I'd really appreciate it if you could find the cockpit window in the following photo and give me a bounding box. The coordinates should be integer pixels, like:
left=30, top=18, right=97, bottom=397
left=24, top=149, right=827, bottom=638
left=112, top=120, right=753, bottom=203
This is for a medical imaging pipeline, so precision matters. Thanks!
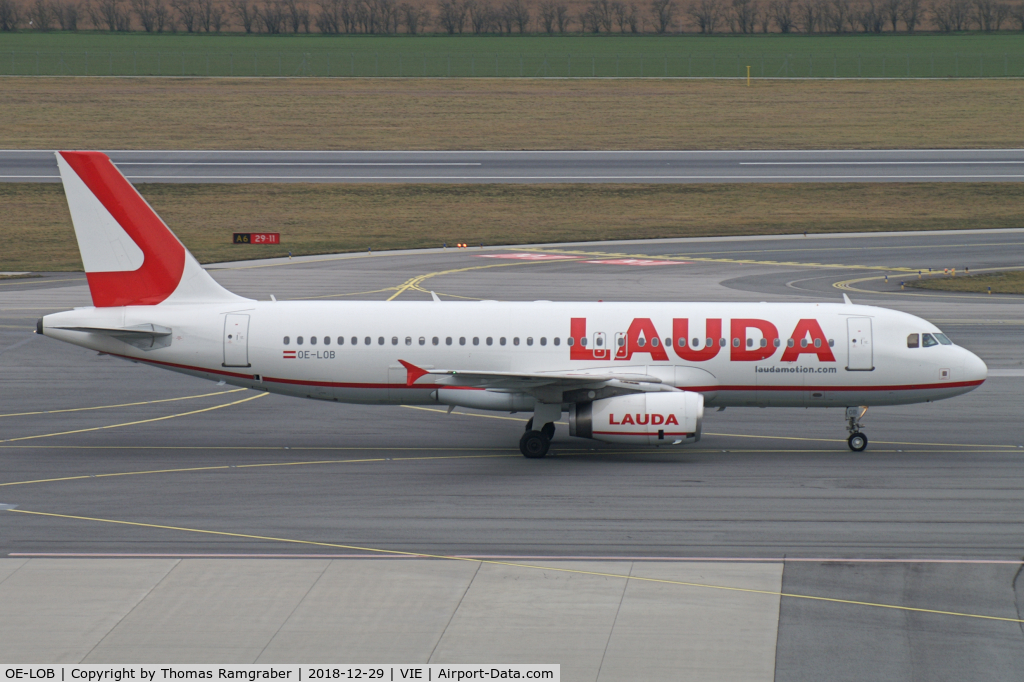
left=934, top=333, right=953, bottom=346
left=907, top=334, right=919, bottom=348
left=922, top=333, right=939, bottom=347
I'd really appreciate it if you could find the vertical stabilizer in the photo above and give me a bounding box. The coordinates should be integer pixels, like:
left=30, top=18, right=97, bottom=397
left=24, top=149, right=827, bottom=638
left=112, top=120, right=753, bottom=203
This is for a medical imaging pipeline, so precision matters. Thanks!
left=56, top=151, right=246, bottom=307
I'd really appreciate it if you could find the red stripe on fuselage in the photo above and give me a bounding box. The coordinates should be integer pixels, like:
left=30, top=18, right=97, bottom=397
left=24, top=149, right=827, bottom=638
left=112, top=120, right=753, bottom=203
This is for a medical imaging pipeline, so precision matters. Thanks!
left=107, top=354, right=984, bottom=394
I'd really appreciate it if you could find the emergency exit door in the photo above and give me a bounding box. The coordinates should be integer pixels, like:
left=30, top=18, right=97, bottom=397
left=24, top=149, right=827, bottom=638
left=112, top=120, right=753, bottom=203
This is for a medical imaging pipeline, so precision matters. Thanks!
left=223, top=314, right=250, bottom=367
left=846, top=317, right=874, bottom=371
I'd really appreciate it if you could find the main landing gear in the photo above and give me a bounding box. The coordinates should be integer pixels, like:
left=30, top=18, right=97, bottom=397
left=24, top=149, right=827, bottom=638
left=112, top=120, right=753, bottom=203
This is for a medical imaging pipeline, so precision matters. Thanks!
left=846, top=406, right=869, bottom=452
left=520, top=418, right=555, bottom=458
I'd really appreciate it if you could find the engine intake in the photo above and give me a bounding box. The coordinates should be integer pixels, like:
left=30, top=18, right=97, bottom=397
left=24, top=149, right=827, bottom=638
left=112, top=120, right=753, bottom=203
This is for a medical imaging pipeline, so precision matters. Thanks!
left=570, top=391, right=704, bottom=446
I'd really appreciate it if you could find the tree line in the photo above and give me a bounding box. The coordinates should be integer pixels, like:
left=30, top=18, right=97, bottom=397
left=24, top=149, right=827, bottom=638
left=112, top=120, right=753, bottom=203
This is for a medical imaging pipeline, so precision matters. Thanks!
left=1, top=0, right=1022, bottom=33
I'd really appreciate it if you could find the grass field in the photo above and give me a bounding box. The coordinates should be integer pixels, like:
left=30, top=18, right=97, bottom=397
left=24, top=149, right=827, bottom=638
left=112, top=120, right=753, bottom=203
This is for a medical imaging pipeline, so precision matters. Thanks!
left=4, top=78, right=1022, bottom=150
left=5, top=182, right=1021, bottom=272
left=906, top=270, right=1024, bottom=294
left=1, top=32, right=1022, bottom=77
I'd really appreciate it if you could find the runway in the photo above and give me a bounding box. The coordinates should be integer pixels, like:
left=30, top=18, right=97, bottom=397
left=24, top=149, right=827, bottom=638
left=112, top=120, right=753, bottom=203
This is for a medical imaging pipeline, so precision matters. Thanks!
left=4, top=149, right=1024, bottom=183
left=2, top=229, right=1024, bottom=674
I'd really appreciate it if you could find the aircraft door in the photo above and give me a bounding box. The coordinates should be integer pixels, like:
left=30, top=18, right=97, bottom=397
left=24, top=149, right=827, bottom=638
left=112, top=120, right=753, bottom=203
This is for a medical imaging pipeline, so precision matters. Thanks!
left=223, top=314, right=250, bottom=367
left=846, top=317, right=874, bottom=371
left=593, top=331, right=609, bottom=360
left=614, top=331, right=628, bottom=359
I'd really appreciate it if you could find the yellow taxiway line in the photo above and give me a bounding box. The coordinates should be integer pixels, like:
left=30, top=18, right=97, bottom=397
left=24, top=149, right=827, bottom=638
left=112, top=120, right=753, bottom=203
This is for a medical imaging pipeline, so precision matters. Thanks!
left=7, top=507, right=1024, bottom=626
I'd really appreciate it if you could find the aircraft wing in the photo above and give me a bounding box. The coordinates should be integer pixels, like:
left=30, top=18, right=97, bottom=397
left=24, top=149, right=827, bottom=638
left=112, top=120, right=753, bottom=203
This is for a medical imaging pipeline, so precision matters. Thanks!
left=398, top=360, right=673, bottom=402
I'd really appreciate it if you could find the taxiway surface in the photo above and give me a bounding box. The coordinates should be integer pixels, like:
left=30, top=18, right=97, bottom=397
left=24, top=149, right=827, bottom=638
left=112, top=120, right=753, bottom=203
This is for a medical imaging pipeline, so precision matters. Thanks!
left=2, top=230, right=1023, bottom=675
left=4, top=149, right=1024, bottom=183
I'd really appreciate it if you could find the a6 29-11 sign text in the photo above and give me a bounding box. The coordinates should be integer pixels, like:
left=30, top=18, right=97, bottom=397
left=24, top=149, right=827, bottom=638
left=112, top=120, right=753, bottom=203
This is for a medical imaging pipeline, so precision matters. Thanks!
left=233, top=233, right=280, bottom=244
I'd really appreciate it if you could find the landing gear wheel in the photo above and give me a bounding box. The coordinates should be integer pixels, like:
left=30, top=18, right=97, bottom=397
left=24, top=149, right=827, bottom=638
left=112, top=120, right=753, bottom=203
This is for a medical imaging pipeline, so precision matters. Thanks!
left=848, top=432, right=868, bottom=452
left=524, top=417, right=533, bottom=432
left=520, top=430, right=550, bottom=458
left=541, top=422, right=555, bottom=439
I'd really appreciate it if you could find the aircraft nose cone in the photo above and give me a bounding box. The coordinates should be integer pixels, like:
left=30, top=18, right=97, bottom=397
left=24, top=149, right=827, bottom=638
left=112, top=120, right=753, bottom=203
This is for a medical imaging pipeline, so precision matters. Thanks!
left=962, top=350, right=988, bottom=384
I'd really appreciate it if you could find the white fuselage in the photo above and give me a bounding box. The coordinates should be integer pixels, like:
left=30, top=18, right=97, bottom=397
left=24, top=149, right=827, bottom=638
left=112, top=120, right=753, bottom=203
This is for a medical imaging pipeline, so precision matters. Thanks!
left=42, top=300, right=988, bottom=411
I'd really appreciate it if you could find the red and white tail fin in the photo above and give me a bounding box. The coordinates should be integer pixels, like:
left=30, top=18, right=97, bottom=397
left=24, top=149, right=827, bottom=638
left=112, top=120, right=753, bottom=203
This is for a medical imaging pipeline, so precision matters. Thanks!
left=56, top=151, right=246, bottom=307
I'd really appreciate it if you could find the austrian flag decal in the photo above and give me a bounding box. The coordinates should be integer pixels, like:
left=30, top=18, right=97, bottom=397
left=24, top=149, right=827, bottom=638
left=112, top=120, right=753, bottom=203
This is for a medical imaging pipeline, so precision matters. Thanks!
left=283, top=350, right=296, bottom=359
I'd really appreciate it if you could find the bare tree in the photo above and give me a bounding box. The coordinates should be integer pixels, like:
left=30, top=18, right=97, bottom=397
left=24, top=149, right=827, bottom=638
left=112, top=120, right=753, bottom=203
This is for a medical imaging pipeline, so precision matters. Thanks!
left=769, top=0, right=794, bottom=29
left=1010, top=0, right=1024, bottom=28
left=731, top=0, right=758, bottom=31
left=29, top=0, right=54, bottom=27
left=538, top=0, right=555, bottom=29
left=971, top=0, right=1005, bottom=27
left=230, top=0, right=257, bottom=30
left=376, top=0, right=399, bottom=32
left=690, top=0, right=722, bottom=31
left=94, top=0, right=131, bottom=29
left=900, top=0, right=921, bottom=28
left=883, top=0, right=901, bottom=28
left=437, top=0, right=466, bottom=32
left=465, top=0, right=493, bottom=30
left=586, top=0, right=613, bottom=29
left=132, top=0, right=159, bottom=29
left=796, top=0, right=818, bottom=30
left=758, top=1, right=771, bottom=26
left=283, top=0, right=302, bottom=30
left=399, top=1, right=426, bottom=30
left=171, top=0, right=197, bottom=29
left=0, top=0, right=21, bottom=30
left=930, top=0, right=969, bottom=29
left=51, top=0, right=80, bottom=28
left=502, top=0, right=528, bottom=30
left=553, top=1, right=570, bottom=28
left=197, top=0, right=224, bottom=29
left=854, top=0, right=883, bottom=28
left=649, top=0, right=674, bottom=31
left=822, top=0, right=849, bottom=30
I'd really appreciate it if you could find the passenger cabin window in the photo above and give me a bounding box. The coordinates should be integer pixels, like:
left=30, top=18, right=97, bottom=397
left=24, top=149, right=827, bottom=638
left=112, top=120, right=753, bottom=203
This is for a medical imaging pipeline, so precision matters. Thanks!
left=554, top=338, right=560, bottom=346
left=719, top=338, right=726, bottom=347
left=922, top=333, right=939, bottom=347
left=378, top=337, right=384, bottom=345
left=283, top=336, right=290, bottom=345
left=419, top=337, right=426, bottom=346
left=540, top=337, right=547, bottom=346
left=324, top=337, right=330, bottom=345
left=514, top=337, right=520, bottom=346
left=500, top=337, right=507, bottom=346
left=310, top=336, right=317, bottom=345
left=907, top=334, right=919, bottom=348
left=337, top=337, right=345, bottom=346
left=392, top=337, right=398, bottom=346
left=651, top=337, right=659, bottom=347
left=460, top=337, right=466, bottom=346
left=567, top=337, right=574, bottom=347
left=406, top=337, right=412, bottom=346
left=486, top=337, right=493, bottom=346
left=432, top=337, right=439, bottom=345
left=364, top=337, right=370, bottom=345
left=473, top=337, right=479, bottom=345
left=297, top=336, right=304, bottom=345
left=527, top=337, right=534, bottom=346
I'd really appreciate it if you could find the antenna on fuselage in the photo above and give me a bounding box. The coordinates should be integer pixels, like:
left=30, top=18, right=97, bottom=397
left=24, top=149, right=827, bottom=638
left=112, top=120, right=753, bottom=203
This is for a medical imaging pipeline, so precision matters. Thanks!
left=842, top=293, right=853, bottom=305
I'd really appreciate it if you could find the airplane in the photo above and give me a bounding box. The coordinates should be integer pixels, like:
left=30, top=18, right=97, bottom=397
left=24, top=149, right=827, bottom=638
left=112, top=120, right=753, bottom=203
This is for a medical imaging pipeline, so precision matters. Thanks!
left=37, top=152, right=988, bottom=458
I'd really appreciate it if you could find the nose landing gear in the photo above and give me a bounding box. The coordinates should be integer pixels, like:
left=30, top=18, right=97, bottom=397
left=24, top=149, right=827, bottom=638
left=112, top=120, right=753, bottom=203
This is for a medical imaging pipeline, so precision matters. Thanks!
left=846, top=406, right=869, bottom=452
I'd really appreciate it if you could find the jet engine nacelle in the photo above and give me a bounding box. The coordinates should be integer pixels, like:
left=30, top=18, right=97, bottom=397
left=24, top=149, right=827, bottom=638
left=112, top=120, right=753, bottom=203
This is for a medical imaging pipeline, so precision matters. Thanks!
left=569, top=391, right=704, bottom=446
